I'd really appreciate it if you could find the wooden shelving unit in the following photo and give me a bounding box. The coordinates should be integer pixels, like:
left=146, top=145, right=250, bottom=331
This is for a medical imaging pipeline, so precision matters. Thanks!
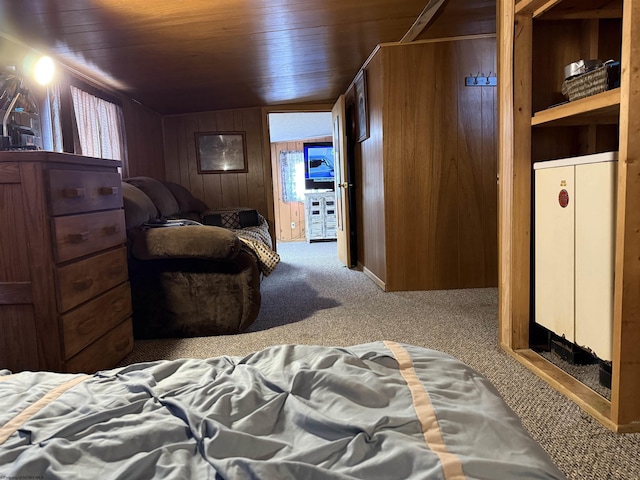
left=498, top=0, right=640, bottom=432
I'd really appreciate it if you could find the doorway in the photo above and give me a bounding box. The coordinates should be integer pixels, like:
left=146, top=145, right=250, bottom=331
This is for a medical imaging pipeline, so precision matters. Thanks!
left=267, top=111, right=333, bottom=243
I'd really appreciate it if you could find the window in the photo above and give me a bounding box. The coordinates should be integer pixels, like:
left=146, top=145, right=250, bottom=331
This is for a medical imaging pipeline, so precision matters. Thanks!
left=70, top=85, right=127, bottom=174
left=280, top=150, right=305, bottom=202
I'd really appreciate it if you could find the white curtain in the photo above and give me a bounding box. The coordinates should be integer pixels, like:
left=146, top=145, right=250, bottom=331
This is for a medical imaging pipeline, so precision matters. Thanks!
left=42, top=84, right=63, bottom=152
left=70, top=86, right=126, bottom=167
left=280, top=150, right=305, bottom=202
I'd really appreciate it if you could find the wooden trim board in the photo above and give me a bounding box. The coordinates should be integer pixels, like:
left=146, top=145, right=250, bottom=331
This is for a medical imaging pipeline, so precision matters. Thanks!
left=502, top=346, right=640, bottom=433
left=361, top=264, right=386, bottom=291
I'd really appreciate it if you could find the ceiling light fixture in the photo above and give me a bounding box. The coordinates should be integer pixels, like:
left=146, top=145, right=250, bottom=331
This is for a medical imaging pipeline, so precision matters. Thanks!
left=34, top=56, right=55, bottom=85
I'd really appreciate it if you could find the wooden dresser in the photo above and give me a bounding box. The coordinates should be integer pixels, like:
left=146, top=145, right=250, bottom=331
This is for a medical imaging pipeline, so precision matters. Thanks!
left=0, top=151, right=133, bottom=373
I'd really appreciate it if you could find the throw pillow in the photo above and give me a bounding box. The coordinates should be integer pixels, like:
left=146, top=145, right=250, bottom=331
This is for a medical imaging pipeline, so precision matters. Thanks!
left=202, top=213, right=223, bottom=227
left=238, top=209, right=260, bottom=227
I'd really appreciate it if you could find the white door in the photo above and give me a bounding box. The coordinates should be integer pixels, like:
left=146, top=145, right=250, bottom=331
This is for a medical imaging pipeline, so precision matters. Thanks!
left=332, top=95, right=351, bottom=267
left=574, top=161, right=616, bottom=361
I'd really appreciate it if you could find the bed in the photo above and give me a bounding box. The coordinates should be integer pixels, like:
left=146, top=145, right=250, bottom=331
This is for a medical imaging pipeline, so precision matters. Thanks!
left=0, top=342, right=566, bottom=479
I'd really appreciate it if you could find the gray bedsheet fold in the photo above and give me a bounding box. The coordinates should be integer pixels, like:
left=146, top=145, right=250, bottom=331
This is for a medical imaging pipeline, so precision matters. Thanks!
left=0, top=342, right=565, bottom=479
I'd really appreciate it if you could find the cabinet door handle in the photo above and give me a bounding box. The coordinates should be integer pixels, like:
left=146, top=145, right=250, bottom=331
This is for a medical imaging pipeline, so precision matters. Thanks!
left=104, top=225, right=121, bottom=235
left=68, top=232, right=90, bottom=243
left=63, top=188, right=86, bottom=198
left=72, top=278, right=94, bottom=291
left=99, top=186, right=119, bottom=196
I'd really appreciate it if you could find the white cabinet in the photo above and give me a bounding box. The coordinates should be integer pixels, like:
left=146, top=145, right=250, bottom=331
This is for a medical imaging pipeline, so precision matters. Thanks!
left=534, top=152, right=617, bottom=361
left=304, top=191, right=337, bottom=242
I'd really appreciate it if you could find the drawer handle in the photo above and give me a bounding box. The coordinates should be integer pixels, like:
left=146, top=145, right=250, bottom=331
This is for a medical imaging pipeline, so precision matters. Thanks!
left=112, top=298, right=126, bottom=313
left=99, top=186, right=119, bottom=196
left=76, top=316, right=96, bottom=335
left=104, top=225, right=121, bottom=235
left=72, top=278, right=94, bottom=291
left=68, top=232, right=90, bottom=243
left=63, top=188, right=86, bottom=198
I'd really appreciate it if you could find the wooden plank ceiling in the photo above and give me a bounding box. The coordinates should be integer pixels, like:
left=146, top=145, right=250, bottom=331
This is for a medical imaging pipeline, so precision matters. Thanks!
left=0, top=0, right=495, bottom=115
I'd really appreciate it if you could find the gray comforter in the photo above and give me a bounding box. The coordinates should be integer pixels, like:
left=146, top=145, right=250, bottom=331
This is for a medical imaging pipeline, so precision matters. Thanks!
left=0, top=342, right=565, bottom=479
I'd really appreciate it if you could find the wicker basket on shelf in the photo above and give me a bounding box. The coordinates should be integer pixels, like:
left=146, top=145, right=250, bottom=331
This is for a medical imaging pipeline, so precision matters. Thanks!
left=561, top=62, right=621, bottom=102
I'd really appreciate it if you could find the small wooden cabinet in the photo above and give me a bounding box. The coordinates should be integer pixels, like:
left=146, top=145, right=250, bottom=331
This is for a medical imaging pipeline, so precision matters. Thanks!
left=304, top=191, right=337, bottom=242
left=0, top=151, right=133, bottom=373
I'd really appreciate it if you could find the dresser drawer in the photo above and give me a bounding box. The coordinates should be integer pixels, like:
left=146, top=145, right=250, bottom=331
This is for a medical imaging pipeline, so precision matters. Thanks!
left=308, top=222, right=325, bottom=238
left=47, top=169, right=123, bottom=216
left=57, top=247, right=128, bottom=312
left=61, top=282, right=132, bottom=359
left=65, top=318, right=133, bottom=373
left=52, top=210, right=126, bottom=263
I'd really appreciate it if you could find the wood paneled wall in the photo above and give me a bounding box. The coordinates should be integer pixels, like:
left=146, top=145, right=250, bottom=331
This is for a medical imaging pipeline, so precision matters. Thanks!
left=121, top=98, right=165, bottom=179
left=356, top=54, right=387, bottom=284
left=162, top=108, right=275, bottom=238
left=356, top=36, right=497, bottom=291
left=270, top=135, right=332, bottom=242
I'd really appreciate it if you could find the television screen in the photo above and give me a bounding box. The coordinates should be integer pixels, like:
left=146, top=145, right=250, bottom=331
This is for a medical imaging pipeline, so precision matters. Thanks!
left=304, top=142, right=335, bottom=190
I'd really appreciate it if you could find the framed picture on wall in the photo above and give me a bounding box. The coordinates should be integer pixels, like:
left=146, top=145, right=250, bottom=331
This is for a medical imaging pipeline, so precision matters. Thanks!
left=195, top=131, right=248, bottom=174
left=354, top=70, right=369, bottom=143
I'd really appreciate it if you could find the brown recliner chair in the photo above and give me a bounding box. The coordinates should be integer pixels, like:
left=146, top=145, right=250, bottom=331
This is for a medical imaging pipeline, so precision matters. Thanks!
left=121, top=177, right=264, bottom=339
